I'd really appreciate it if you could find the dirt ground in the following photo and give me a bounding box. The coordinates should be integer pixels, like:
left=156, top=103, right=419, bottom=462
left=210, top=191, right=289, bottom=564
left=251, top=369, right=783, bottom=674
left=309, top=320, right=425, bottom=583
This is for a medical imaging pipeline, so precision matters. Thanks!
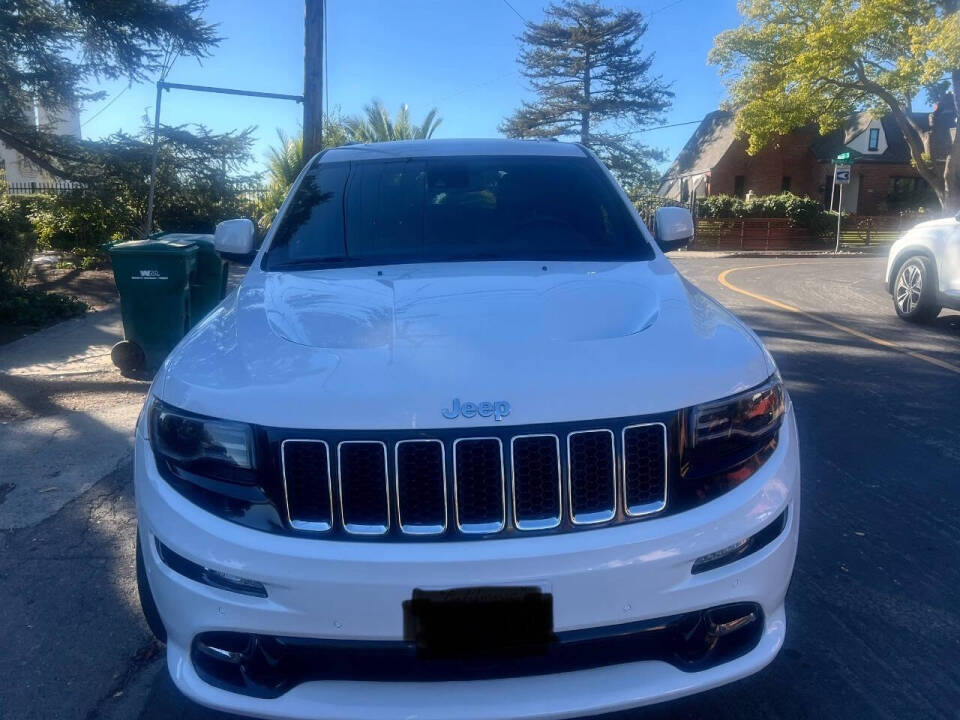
left=0, top=265, right=119, bottom=346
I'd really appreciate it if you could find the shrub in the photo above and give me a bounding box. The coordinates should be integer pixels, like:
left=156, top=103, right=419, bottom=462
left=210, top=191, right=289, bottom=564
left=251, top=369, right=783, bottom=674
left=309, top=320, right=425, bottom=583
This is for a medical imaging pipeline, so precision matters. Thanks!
left=0, top=281, right=88, bottom=326
left=29, top=191, right=136, bottom=264
left=696, top=194, right=745, bottom=218
left=698, top=192, right=831, bottom=232
left=0, top=194, right=37, bottom=285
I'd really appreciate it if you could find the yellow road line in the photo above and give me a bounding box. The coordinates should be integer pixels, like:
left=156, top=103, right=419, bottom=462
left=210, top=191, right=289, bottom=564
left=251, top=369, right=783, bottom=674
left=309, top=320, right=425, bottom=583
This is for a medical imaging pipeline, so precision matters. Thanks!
left=717, top=264, right=960, bottom=375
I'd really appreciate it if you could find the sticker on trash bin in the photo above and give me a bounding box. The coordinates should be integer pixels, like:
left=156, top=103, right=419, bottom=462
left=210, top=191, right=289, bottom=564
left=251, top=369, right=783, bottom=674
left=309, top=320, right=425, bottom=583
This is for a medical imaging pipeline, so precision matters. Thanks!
left=133, top=270, right=168, bottom=280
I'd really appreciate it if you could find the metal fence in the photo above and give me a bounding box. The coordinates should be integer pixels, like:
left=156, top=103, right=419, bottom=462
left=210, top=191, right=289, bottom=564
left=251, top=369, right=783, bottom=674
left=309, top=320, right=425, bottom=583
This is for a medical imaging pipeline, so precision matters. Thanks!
left=2, top=180, right=270, bottom=203
left=3, top=181, right=86, bottom=196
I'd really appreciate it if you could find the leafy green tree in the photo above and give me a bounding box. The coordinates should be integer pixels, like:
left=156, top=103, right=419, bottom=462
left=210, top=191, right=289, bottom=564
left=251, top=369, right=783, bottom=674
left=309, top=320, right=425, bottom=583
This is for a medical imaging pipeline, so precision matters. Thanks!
left=711, top=0, right=960, bottom=211
left=1, top=0, right=217, bottom=179
left=346, top=100, right=442, bottom=143
left=500, top=0, right=672, bottom=189
left=27, top=124, right=259, bottom=261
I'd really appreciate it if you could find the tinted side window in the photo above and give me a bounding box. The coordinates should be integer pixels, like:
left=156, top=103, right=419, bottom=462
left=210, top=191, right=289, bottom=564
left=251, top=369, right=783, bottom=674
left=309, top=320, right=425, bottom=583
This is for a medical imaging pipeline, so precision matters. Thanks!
left=267, top=163, right=348, bottom=266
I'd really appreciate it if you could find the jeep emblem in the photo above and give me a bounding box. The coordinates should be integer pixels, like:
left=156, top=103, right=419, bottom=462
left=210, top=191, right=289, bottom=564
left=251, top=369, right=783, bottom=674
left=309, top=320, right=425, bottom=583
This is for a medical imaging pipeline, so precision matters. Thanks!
left=441, top=398, right=510, bottom=421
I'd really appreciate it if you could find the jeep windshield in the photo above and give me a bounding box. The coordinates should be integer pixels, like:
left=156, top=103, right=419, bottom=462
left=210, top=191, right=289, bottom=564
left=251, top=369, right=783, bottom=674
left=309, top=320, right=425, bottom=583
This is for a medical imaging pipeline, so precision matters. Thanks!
left=264, top=155, right=654, bottom=270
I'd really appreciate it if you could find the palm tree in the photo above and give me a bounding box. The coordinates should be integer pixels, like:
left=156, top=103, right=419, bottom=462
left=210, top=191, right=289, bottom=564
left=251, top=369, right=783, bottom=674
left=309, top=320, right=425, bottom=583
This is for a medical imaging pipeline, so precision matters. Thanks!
left=265, top=129, right=304, bottom=192
left=346, top=100, right=442, bottom=143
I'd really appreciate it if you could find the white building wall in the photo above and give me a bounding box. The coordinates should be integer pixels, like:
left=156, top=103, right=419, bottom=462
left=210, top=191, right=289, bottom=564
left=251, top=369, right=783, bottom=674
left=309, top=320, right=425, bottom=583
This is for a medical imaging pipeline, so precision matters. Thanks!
left=0, top=100, right=80, bottom=186
left=847, top=118, right=887, bottom=156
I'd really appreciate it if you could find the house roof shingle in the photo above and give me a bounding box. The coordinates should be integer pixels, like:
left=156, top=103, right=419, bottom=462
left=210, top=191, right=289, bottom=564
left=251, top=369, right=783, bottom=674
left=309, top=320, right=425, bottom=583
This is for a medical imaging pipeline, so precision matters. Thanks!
left=661, top=108, right=956, bottom=183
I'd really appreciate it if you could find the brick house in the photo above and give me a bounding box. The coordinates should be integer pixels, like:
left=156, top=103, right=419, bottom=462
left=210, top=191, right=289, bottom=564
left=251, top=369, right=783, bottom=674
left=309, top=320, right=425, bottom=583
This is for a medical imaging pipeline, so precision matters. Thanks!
left=658, top=109, right=948, bottom=215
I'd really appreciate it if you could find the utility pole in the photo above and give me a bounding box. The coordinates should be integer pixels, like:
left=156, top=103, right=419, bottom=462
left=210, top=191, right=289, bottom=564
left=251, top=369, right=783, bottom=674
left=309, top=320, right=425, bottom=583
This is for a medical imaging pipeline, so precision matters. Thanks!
left=303, top=0, right=324, bottom=159
left=144, top=82, right=163, bottom=237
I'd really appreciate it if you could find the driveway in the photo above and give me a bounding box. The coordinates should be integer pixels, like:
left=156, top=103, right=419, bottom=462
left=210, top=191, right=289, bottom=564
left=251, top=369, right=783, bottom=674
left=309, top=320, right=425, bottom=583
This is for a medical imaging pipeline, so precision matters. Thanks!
left=1, top=256, right=958, bottom=720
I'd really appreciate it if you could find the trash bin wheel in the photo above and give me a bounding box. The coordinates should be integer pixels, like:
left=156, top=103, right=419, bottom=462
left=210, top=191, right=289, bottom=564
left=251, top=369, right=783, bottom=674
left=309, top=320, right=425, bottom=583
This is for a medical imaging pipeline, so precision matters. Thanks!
left=111, top=340, right=145, bottom=372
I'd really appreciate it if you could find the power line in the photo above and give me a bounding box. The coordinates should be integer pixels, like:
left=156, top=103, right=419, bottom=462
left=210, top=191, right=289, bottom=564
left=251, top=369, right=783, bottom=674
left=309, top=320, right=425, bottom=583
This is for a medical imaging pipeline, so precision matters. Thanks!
left=648, top=0, right=686, bottom=17
left=80, top=86, right=129, bottom=128
left=501, top=0, right=527, bottom=23
left=630, top=119, right=702, bottom=134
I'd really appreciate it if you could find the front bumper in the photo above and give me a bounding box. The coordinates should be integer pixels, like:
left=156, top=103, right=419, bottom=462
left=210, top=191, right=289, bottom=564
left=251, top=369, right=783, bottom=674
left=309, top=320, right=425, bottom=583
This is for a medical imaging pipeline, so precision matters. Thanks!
left=135, top=408, right=800, bottom=720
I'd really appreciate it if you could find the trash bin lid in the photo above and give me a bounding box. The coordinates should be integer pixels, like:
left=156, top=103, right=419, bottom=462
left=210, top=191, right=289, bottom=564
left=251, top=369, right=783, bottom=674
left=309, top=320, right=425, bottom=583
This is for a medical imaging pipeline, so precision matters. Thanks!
left=153, top=232, right=216, bottom=247
left=107, top=237, right=199, bottom=256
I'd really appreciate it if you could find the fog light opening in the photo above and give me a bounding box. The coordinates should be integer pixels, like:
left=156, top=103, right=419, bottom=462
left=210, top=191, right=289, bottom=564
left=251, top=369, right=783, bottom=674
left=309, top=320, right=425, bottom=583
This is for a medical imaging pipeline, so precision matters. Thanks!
left=673, top=603, right=762, bottom=667
left=196, top=633, right=257, bottom=664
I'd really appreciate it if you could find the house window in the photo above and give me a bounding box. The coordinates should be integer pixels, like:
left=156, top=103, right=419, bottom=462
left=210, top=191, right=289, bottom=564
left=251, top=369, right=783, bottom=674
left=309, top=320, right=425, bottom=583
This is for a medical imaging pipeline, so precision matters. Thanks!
left=734, top=175, right=746, bottom=198
left=888, top=176, right=936, bottom=211
left=781, top=176, right=792, bottom=192
left=889, top=176, right=925, bottom=195
left=868, top=128, right=880, bottom=151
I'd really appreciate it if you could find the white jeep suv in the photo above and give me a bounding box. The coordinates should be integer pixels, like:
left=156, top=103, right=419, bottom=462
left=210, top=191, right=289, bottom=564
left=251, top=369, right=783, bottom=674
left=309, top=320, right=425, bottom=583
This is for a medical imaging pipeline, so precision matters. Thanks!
left=134, top=139, right=800, bottom=719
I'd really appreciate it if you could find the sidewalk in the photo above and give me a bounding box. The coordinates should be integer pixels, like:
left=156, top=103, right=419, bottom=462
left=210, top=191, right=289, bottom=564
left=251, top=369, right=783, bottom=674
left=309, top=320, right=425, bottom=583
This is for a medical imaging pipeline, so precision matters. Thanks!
left=0, top=306, right=150, bottom=529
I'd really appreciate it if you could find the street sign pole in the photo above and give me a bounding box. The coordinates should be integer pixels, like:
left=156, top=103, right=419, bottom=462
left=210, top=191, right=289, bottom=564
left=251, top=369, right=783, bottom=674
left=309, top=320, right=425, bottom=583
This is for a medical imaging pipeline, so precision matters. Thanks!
left=833, top=153, right=852, bottom=254
left=829, top=163, right=838, bottom=214
left=835, top=184, right=843, bottom=253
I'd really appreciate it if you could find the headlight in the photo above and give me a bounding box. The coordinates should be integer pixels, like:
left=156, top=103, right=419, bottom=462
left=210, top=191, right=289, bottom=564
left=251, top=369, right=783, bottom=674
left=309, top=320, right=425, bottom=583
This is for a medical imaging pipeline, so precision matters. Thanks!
left=680, top=375, right=786, bottom=505
left=150, top=401, right=256, bottom=475
left=690, top=374, right=785, bottom=457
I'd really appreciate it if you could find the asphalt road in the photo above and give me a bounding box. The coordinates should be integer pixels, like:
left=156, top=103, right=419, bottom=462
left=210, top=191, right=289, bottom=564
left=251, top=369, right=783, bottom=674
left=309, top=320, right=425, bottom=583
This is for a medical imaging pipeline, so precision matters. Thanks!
left=2, top=255, right=958, bottom=720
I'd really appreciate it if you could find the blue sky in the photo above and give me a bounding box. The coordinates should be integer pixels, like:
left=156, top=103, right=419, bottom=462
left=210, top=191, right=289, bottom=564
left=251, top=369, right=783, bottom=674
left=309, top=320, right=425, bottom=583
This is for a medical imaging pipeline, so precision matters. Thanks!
left=79, top=0, right=742, bottom=177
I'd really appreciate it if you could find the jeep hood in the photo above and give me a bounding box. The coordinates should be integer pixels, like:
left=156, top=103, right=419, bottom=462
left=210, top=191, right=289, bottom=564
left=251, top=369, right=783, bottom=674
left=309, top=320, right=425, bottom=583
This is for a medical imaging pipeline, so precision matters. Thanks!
left=161, top=259, right=774, bottom=429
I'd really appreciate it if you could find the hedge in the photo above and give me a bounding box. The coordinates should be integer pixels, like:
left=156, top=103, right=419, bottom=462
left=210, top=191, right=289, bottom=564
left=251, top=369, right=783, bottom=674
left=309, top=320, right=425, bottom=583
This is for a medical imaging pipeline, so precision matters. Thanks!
left=697, top=192, right=832, bottom=232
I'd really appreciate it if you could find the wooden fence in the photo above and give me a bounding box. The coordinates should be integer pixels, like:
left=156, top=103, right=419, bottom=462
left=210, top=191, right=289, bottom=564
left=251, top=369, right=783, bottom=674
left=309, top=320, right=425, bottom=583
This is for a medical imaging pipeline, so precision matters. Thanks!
left=838, top=214, right=921, bottom=245
left=692, top=214, right=921, bottom=250
left=692, top=218, right=826, bottom=250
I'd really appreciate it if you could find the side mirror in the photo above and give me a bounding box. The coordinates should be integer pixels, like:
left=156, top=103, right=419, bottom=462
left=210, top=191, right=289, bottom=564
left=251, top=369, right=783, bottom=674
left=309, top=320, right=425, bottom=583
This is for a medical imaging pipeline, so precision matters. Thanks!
left=653, top=206, right=694, bottom=252
left=214, top=218, right=256, bottom=265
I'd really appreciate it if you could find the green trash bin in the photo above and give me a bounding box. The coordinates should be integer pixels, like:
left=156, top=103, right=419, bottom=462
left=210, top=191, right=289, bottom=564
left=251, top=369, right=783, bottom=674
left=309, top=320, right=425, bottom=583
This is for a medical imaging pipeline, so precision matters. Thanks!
left=107, top=237, right=199, bottom=373
left=156, top=233, right=229, bottom=326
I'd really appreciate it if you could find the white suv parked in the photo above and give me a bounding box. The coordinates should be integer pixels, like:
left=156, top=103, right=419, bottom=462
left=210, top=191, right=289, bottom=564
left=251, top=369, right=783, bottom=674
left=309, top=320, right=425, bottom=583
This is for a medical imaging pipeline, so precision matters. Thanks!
left=886, top=213, right=960, bottom=321
left=135, top=139, right=800, bottom=719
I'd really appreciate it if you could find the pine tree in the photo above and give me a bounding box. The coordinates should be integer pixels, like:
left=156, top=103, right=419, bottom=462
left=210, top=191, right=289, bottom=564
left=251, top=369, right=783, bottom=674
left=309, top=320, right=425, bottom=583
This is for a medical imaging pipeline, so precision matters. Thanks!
left=0, top=0, right=218, bottom=181
left=500, top=1, right=672, bottom=190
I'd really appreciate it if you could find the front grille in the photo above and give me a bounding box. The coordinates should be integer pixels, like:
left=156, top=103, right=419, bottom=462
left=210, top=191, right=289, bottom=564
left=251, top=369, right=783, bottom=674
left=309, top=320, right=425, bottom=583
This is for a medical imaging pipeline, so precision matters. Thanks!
left=279, top=420, right=669, bottom=540
left=511, top=434, right=561, bottom=530
left=453, top=438, right=505, bottom=533
left=281, top=440, right=333, bottom=531
left=338, top=441, right=389, bottom=534
left=622, top=423, right=668, bottom=515
left=568, top=430, right=616, bottom=524
left=395, top=440, right=446, bottom=534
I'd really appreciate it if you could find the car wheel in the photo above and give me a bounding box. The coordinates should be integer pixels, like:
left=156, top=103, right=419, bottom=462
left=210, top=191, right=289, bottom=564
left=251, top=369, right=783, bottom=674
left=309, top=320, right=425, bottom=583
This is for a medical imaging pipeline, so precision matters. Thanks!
left=893, top=256, right=941, bottom=322
left=136, top=533, right=167, bottom=643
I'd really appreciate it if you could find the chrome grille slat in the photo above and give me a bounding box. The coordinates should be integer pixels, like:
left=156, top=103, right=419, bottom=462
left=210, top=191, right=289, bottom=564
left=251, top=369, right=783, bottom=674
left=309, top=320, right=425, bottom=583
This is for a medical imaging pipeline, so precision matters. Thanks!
left=622, top=423, right=668, bottom=517
left=395, top=439, right=447, bottom=535
left=511, top=434, right=562, bottom=530
left=453, top=437, right=505, bottom=534
left=281, top=439, right=333, bottom=532
left=567, top=429, right=617, bottom=525
left=338, top=441, right=390, bottom=535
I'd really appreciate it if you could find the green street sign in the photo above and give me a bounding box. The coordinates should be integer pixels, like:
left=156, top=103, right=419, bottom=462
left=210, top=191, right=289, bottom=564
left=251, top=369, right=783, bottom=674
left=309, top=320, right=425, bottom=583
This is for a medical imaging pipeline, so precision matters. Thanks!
left=836, top=152, right=852, bottom=161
